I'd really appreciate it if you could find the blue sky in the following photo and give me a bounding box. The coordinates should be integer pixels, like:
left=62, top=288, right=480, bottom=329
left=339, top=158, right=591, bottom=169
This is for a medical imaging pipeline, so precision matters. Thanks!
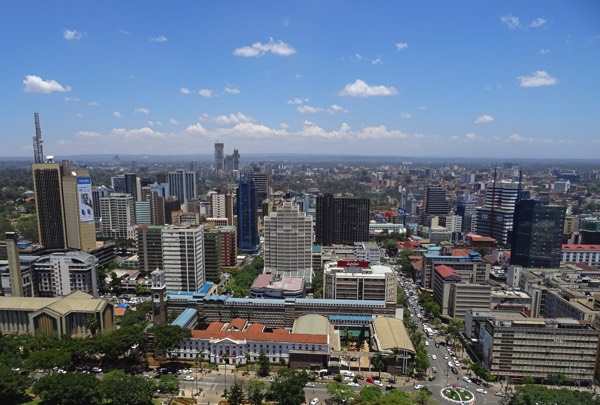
left=1, top=1, right=599, bottom=159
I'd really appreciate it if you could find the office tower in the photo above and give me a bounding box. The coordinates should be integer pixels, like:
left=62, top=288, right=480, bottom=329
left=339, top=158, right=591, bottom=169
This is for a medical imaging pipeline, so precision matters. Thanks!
left=61, top=165, right=96, bottom=251
left=5, top=232, right=23, bottom=297
left=580, top=217, right=600, bottom=245
left=232, top=149, right=240, bottom=171
left=136, top=225, right=163, bottom=273
left=135, top=201, right=152, bottom=225
left=511, top=200, right=566, bottom=268
left=32, top=162, right=67, bottom=249
left=263, top=201, right=313, bottom=281
left=124, top=173, right=138, bottom=201
left=251, top=171, right=270, bottom=203
left=149, top=182, right=170, bottom=198
left=99, top=193, right=135, bottom=239
left=217, top=226, right=237, bottom=267
left=236, top=173, right=259, bottom=252
left=149, top=192, right=165, bottom=225
left=203, top=229, right=222, bottom=283
left=315, top=193, right=370, bottom=246
left=456, top=194, right=477, bottom=233
left=214, top=142, right=225, bottom=172
left=209, top=192, right=233, bottom=221
left=424, top=185, right=450, bottom=216
left=92, top=186, right=114, bottom=232
left=110, top=175, right=126, bottom=193
left=164, top=196, right=180, bottom=225
left=33, top=251, right=98, bottom=297
left=168, top=169, right=197, bottom=204
left=475, top=182, right=519, bottom=244
left=161, top=225, right=204, bottom=291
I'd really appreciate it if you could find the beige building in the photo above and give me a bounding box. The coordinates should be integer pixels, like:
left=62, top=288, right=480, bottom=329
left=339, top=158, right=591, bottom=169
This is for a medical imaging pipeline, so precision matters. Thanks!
left=371, top=317, right=416, bottom=374
left=61, top=166, right=97, bottom=251
left=0, top=291, right=114, bottom=337
left=324, top=261, right=397, bottom=303
left=433, top=265, right=491, bottom=319
left=33, top=251, right=98, bottom=297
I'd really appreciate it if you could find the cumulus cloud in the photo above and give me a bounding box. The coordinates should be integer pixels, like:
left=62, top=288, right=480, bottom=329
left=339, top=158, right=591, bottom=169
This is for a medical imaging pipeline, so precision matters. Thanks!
left=474, top=115, right=494, bottom=124
left=530, top=18, right=547, bottom=28
left=400, top=112, right=412, bottom=119
left=134, top=107, right=150, bottom=115
left=180, top=87, right=191, bottom=94
left=339, top=79, right=398, bottom=97
left=186, top=123, right=208, bottom=135
left=233, top=37, right=296, bottom=57
left=112, top=127, right=167, bottom=140
left=63, top=28, right=85, bottom=40
left=201, top=112, right=254, bottom=125
left=113, top=111, right=122, bottom=118
left=500, top=14, right=520, bottom=29
left=215, top=122, right=288, bottom=139
left=23, top=75, right=71, bottom=94
left=465, top=133, right=477, bottom=140
left=169, top=118, right=179, bottom=125
left=539, top=49, right=550, bottom=55
left=75, top=131, right=101, bottom=138
left=64, top=97, right=79, bottom=102
left=507, top=133, right=533, bottom=143
left=372, top=57, right=384, bottom=65
left=327, top=104, right=347, bottom=114
left=356, top=125, right=409, bottom=140
left=287, top=97, right=309, bottom=105
left=297, top=105, right=323, bottom=114
left=87, top=101, right=99, bottom=107
left=150, top=35, right=168, bottom=42
left=224, top=86, right=240, bottom=95
left=395, top=42, right=409, bottom=51
left=517, top=70, right=558, bottom=87
left=198, top=89, right=215, bottom=98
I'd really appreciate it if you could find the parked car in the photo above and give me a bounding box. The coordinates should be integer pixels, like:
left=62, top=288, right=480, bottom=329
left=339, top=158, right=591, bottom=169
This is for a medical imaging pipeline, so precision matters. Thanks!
left=428, top=376, right=436, bottom=381
left=451, top=367, right=458, bottom=375
left=374, top=380, right=383, bottom=387
left=310, top=398, right=319, bottom=405
left=414, top=384, right=424, bottom=390
left=476, top=388, right=488, bottom=394
left=366, top=377, right=375, bottom=384
left=463, top=376, right=471, bottom=383
left=385, top=384, right=395, bottom=391
left=432, top=367, right=438, bottom=373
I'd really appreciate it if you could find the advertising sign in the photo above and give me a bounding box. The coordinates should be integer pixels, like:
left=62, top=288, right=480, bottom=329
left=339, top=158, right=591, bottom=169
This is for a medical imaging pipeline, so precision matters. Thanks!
left=337, top=260, right=370, bottom=268
left=77, top=177, right=94, bottom=222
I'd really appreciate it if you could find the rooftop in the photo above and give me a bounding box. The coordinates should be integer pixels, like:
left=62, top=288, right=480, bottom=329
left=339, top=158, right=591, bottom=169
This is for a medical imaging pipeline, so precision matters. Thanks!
left=372, top=317, right=416, bottom=354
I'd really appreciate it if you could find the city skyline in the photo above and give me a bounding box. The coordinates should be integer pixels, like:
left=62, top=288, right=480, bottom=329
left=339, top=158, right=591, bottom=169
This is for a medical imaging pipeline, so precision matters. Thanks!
left=1, top=1, right=599, bottom=159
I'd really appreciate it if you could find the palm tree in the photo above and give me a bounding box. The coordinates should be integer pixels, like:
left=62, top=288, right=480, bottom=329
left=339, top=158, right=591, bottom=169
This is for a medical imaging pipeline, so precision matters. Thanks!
left=372, top=351, right=386, bottom=380
left=462, top=358, right=473, bottom=377
left=245, top=352, right=251, bottom=374
left=388, top=347, right=403, bottom=382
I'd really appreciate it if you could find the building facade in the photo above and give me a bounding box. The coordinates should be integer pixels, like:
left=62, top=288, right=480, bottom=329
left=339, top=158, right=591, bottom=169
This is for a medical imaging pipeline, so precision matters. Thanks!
left=168, top=169, right=197, bottom=204
left=33, top=251, right=98, bottom=297
left=236, top=173, right=259, bottom=252
left=315, top=194, right=370, bottom=246
left=32, top=162, right=67, bottom=250
left=100, top=193, right=135, bottom=239
left=324, top=261, right=397, bottom=303
left=162, top=225, right=205, bottom=292
left=562, top=245, right=600, bottom=269
left=136, top=225, right=164, bottom=273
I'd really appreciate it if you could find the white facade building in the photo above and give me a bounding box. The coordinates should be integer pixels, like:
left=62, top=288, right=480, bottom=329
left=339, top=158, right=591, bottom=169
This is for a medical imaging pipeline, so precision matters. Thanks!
left=99, top=193, right=135, bottom=239
left=161, top=225, right=205, bottom=292
left=354, top=242, right=381, bottom=264
left=33, top=252, right=98, bottom=297
left=562, top=244, right=600, bottom=268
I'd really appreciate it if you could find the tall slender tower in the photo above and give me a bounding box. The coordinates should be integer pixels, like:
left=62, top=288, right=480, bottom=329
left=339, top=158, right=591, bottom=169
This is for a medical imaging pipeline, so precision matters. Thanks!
left=5, top=232, right=24, bottom=297
left=32, top=159, right=67, bottom=249
left=214, top=142, right=225, bottom=172
left=33, top=112, right=44, bottom=164
left=151, top=268, right=168, bottom=326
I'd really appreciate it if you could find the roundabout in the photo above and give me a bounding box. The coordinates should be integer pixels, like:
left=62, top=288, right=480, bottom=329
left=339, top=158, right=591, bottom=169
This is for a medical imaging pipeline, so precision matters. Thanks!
left=440, top=386, right=474, bottom=404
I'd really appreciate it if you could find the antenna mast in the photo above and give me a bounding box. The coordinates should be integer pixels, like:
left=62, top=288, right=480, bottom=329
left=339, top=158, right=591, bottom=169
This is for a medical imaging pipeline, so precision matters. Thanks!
left=33, top=112, right=44, bottom=163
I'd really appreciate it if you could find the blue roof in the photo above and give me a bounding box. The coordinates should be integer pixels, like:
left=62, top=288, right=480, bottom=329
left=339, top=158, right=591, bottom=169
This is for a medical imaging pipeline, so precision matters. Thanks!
left=171, top=308, right=197, bottom=328
left=198, top=281, right=214, bottom=295
left=296, top=298, right=386, bottom=305
left=329, top=316, right=374, bottom=321
left=116, top=303, right=129, bottom=308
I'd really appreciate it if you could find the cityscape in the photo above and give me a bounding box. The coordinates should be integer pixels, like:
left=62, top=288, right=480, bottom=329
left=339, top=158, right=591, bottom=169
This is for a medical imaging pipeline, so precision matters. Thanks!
left=1, top=2, right=600, bottom=405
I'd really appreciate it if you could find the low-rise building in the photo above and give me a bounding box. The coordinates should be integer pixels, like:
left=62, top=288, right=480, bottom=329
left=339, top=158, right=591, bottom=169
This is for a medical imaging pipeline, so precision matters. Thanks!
left=324, top=261, right=397, bottom=303
left=249, top=273, right=305, bottom=298
left=562, top=244, right=600, bottom=269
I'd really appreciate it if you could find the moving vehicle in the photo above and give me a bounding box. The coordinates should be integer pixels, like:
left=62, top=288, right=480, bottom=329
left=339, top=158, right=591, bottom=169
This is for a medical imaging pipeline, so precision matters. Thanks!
left=366, top=377, right=375, bottom=384
left=310, top=398, right=319, bottom=405
left=476, top=388, right=488, bottom=394
left=414, top=384, right=424, bottom=390
left=451, top=367, right=458, bottom=374
left=463, top=376, right=471, bottom=383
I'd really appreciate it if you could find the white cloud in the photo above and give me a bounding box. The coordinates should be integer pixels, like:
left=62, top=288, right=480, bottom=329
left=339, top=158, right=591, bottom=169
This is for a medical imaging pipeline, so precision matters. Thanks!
left=372, top=57, right=384, bottom=65
left=327, top=104, right=347, bottom=114
left=186, top=123, right=207, bottom=135
left=233, top=37, right=296, bottom=57
left=500, top=14, right=520, bottom=29
left=539, top=48, right=550, bottom=55
left=113, top=111, right=122, bottom=118
left=400, top=112, right=412, bottom=119
left=64, top=97, right=79, bottom=102
left=339, top=79, right=398, bottom=97
left=118, top=29, right=131, bottom=35
left=395, top=42, right=409, bottom=51
left=224, top=86, right=240, bottom=95
left=354, top=53, right=362, bottom=61
left=169, top=118, right=179, bottom=125
left=201, top=112, right=254, bottom=125
left=287, top=97, right=309, bottom=105
left=23, top=75, right=71, bottom=94
left=112, top=127, right=168, bottom=140
left=507, top=133, right=533, bottom=143
left=180, top=87, right=191, bottom=94
left=356, top=125, right=409, bottom=140
left=517, top=70, right=558, bottom=87
left=87, top=101, right=99, bottom=107
left=150, top=35, right=168, bottom=42
left=465, top=133, right=477, bottom=140
left=474, top=115, right=494, bottom=124
left=215, top=122, right=288, bottom=139
left=297, top=105, right=323, bottom=114
left=75, top=131, right=101, bottom=138
left=63, top=28, right=85, bottom=40
left=530, top=18, right=547, bottom=28
left=146, top=120, right=162, bottom=127
left=198, top=89, right=215, bottom=98
left=418, top=105, right=427, bottom=110
left=134, top=107, right=150, bottom=115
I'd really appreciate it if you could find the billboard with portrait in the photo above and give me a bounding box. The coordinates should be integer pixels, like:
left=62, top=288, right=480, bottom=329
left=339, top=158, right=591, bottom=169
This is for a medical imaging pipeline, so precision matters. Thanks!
left=77, top=177, right=94, bottom=222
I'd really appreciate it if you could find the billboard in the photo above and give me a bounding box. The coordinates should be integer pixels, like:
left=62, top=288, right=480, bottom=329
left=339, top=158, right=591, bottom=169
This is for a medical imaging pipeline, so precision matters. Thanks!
left=77, top=177, right=94, bottom=222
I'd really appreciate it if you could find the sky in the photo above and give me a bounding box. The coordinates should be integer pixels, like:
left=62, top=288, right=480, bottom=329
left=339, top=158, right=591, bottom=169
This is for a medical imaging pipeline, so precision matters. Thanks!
left=1, top=1, right=599, bottom=159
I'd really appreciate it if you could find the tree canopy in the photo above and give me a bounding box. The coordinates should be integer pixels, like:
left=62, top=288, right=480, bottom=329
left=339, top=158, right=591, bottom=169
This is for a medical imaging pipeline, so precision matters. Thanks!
left=268, top=368, right=310, bottom=405
left=33, top=372, right=101, bottom=405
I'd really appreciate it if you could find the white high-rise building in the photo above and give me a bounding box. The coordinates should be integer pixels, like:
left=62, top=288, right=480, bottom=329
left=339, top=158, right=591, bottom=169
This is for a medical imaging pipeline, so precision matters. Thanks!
left=263, top=201, right=313, bottom=281
left=34, top=252, right=98, bottom=297
left=161, top=225, right=205, bottom=291
left=99, top=193, right=135, bottom=239
left=168, top=169, right=197, bottom=204
left=210, top=193, right=227, bottom=218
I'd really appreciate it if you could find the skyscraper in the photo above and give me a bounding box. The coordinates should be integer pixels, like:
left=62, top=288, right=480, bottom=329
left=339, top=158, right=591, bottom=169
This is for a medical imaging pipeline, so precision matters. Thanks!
left=203, top=229, right=222, bottom=283
left=161, top=225, right=204, bottom=291
left=511, top=199, right=566, bottom=268
left=61, top=165, right=96, bottom=251
left=124, top=173, right=139, bottom=201
left=214, top=142, right=225, bottom=172
left=315, top=193, right=370, bottom=246
left=236, top=173, right=259, bottom=252
left=32, top=162, right=67, bottom=249
left=99, top=193, right=135, bottom=239
left=136, top=225, right=163, bottom=273
left=263, top=201, right=313, bottom=281
left=475, top=182, right=519, bottom=244
left=424, top=185, right=450, bottom=216
left=168, top=169, right=196, bottom=204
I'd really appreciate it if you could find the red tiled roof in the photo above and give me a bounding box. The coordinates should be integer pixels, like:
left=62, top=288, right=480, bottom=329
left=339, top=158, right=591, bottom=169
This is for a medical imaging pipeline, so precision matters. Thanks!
left=206, top=322, right=224, bottom=331
left=114, top=307, right=127, bottom=317
left=451, top=249, right=471, bottom=257
left=251, top=273, right=274, bottom=289
left=190, top=329, right=327, bottom=344
left=273, top=328, right=289, bottom=334
left=435, top=265, right=460, bottom=279
left=228, top=318, right=247, bottom=331
left=562, top=244, right=600, bottom=251
left=246, top=324, right=265, bottom=333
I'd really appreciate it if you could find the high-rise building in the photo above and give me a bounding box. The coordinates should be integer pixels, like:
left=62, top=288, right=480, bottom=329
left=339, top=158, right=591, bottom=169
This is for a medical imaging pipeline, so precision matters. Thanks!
left=203, top=229, right=222, bottom=283
left=236, top=173, right=259, bottom=252
left=511, top=200, right=566, bottom=268
left=5, top=232, right=23, bottom=297
left=250, top=171, right=270, bottom=203
left=475, top=182, right=519, bottom=244
left=168, top=169, right=197, bottom=204
left=33, top=251, right=98, bottom=297
left=210, top=193, right=228, bottom=218
left=148, top=182, right=170, bottom=198
left=424, top=185, right=450, bottom=216
left=217, top=226, right=237, bottom=267
left=263, top=201, right=313, bottom=280
left=99, top=193, right=135, bottom=239
left=135, top=201, right=152, bottom=225
left=92, top=185, right=114, bottom=232
left=32, top=162, right=67, bottom=250
left=315, top=193, right=370, bottom=246
left=136, top=225, right=163, bottom=273
left=110, top=175, right=126, bottom=193
left=124, top=173, right=139, bottom=201
left=61, top=166, right=96, bottom=251
left=161, top=225, right=204, bottom=291
left=164, top=196, right=180, bottom=225
left=214, top=142, right=225, bottom=172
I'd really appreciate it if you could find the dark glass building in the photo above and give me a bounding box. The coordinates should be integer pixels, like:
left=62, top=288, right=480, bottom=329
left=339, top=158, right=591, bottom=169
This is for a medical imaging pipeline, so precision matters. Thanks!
left=32, top=163, right=67, bottom=249
left=510, top=199, right=566, bottom=268
left=237, top=173, right=259, bottom=252
left=315, top=193, right=370, bottom=246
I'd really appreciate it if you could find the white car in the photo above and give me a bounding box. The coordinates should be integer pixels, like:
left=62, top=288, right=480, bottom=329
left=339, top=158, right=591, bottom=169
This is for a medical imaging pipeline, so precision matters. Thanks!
left=476, top=388, right=488, bottom=394
left=414, top=384, right=424, bottom=390
left=463, top=376, right=471, bottom=383
left=431, top=355, right=437, bottom=360
left=183, top=376, right=194, bottom=381
left=310, top=398, right=319, bottom=405
left=448, top=361, right=454, bottom=367
left=347, top=381, right=359, bottom=387
left=374, top=380, right=383, bottom=387
left=444, top=355, right=448, bottom=360
left=306, top=382, right=316, bottom=387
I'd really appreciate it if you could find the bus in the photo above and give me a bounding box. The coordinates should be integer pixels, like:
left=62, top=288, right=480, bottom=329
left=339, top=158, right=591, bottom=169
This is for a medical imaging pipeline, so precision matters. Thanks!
left=424, top=326, right=434, bottom=339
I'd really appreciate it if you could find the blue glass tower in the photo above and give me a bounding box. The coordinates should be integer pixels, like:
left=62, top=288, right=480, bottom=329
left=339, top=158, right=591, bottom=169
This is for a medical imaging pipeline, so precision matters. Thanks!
left=237, top=173, right=259, bottom=252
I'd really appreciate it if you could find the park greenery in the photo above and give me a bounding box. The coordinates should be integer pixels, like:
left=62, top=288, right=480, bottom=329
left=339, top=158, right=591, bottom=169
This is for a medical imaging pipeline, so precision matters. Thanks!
left=223, top=256, right=264, bottom=298
left=506, top=384, right=598, bottom=405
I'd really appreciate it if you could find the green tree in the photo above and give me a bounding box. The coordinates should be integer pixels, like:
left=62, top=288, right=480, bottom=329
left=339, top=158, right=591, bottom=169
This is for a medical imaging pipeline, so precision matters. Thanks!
left=388, top=347, right=403, bottom=381
left=372, top=351, right=386, bottom=380
left=358, top=385, right=382, bottom=404
left=380, top=389, right=413, bottom=405
left=257, top=349, right=270, bottom=377
left=312, top=267, right=324, bottom=298
left=85, top=314, right=100, bottom=336
left=158, top=374, right=179, bottom=394
left=0, top=365, right=31, bottom=404
left=26, top=348, right=71, bottom=373
left=226, top=382, right=244, bottom=405
left=411, top=387, right=434, bottom=405
left=33, top=372, right=101, bottom=405
left=268, top=368, right=310, bottom=405
left=246, top=380, right=265, bottom=405
left=510, top=384, right=596, bottom=405
left=152, top=324, right=191, bottom=358
left=100, top=370, right=156, bottom=405
left=326, top=381, right=355, bottom=404
left=414, top=347, right=430, bottom=375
